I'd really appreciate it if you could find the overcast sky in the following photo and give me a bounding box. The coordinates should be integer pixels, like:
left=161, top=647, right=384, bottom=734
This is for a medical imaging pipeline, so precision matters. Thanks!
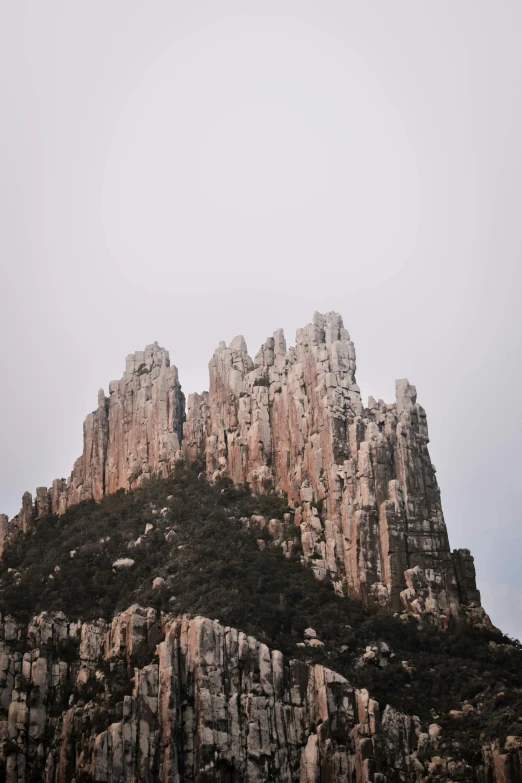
left=1, top=1, right=521, bottom=637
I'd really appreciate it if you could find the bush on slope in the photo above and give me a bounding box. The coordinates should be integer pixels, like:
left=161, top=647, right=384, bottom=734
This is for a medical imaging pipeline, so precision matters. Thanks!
left=1, top=463, right=521, bottom=766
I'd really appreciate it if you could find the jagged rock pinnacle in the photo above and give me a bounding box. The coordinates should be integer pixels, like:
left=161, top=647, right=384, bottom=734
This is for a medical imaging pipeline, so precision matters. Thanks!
left=1, top=313, right=491, bottom=630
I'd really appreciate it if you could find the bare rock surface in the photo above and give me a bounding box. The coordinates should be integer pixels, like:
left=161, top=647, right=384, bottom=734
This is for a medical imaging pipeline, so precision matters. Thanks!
left=3, top=607, right=508, bottom=783
left=1, top=313, right=492, bottom=631
left=182, top=312, right=490, bottom=628
left=2, top=343, right=185, bottom=546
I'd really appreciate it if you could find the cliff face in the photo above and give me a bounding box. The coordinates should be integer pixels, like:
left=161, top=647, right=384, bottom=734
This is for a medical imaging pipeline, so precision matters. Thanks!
left=182, top=313, right=488, bottom=628
left=1, top=606, right=503, bottom=783
left=2, top=313, right=489, bottom=629
left=4, top=343, right=185, bottom=531
left=1, top=608, right=519, bottom=783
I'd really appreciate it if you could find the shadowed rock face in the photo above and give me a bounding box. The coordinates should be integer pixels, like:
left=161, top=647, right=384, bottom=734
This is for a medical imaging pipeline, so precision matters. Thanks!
left=0, top=608, right=445, bottom=782
left=1, top=313, right=490, bottom=629
left=0, top=608, right=516, bottom=783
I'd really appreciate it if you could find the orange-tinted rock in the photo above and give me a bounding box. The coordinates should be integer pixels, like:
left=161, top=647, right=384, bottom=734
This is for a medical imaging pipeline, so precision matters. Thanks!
left=0, top=609, right=428, bottom=782
left=183, top=311, right=488, bottom=626
left=1, top=312, right=489, bottom=629
left=4, top=344, right=185, bottom=532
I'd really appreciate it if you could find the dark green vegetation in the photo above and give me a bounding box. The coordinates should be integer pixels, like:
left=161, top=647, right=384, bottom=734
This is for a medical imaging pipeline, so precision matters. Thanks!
left=1, top=462, right=521, bottom=766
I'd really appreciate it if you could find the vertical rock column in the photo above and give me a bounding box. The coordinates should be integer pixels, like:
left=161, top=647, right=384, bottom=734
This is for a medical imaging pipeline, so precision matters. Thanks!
left=183, top=391, right=210, bottom=467
left=55, top=342, right=186, bottom=507
left=267, top=313, right=363, bottom=586
left=82, top=389, right=109, bottom=500
left=2, top=343, right=185, bottom=535
left=0, top=514, right=8, bottom=559
left=393, top=379, right=461, bottom=617
left=20, top=491, right=34, bottom=533
left=104, top=343, right=185, bottom=495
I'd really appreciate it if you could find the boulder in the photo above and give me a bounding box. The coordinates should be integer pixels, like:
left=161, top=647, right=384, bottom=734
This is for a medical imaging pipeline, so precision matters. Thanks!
left=112, top=558, right=135, bottom=570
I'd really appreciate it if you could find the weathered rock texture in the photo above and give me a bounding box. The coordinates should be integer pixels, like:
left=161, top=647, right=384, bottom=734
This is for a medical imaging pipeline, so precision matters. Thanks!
left=1, top=313, right=490, bottom=629
left=183, top=313, right=489, bottom=628
left=2, top=343, right=184, bottom=546
left=2, top=607, right=501, bottom=783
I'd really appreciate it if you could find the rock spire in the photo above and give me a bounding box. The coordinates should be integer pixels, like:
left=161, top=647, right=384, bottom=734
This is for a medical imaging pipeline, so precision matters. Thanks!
left=183, top=312, right=489, bottom=627
left=3, top=342, right=184, bottom=529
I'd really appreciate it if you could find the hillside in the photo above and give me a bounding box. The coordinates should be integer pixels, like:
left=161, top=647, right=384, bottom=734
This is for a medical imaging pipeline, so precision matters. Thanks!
left=1, top=463, right=521, bottom=781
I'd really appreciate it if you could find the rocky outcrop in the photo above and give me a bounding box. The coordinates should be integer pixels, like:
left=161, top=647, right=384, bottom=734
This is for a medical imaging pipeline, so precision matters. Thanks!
left=0, top=606, right=484, bottom=782
left=183, top=312, right=489, bottom=628
left=1, top=313, right=490, bottom=629
left=482, top=738, right=522, bottom=783
left=2, top=343, right=185, bottom=549
left=0, top=515, right=9, bottom=560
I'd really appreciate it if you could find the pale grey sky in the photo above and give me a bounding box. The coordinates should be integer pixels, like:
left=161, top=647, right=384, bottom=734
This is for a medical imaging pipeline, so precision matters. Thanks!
left=1, top=2, right=521, bottom=637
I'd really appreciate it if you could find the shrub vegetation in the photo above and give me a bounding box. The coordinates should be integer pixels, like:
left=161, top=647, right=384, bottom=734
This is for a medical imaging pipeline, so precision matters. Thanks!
left=1, top=462, right=521, bottom=766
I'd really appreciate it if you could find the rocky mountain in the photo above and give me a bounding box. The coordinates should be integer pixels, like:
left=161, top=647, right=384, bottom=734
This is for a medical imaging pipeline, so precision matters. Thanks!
left=2, top=313, right=489, bottom=630
left=0, top=312, right=520, bottom=782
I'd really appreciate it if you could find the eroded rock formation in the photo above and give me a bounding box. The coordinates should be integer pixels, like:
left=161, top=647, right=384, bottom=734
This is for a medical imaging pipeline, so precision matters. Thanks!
left=1, top=313, right=490, bottom=629
left=0, top=607, right=499, bottom=783
left=183, top=313, right=489, bottom=628
left=2, top=343, right=184, bottom=540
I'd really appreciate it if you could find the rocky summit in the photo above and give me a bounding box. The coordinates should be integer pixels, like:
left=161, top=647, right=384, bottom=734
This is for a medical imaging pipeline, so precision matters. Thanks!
left=0, top=312, right=520, bottom=782
left=2, top=313, right=489, bottom=630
